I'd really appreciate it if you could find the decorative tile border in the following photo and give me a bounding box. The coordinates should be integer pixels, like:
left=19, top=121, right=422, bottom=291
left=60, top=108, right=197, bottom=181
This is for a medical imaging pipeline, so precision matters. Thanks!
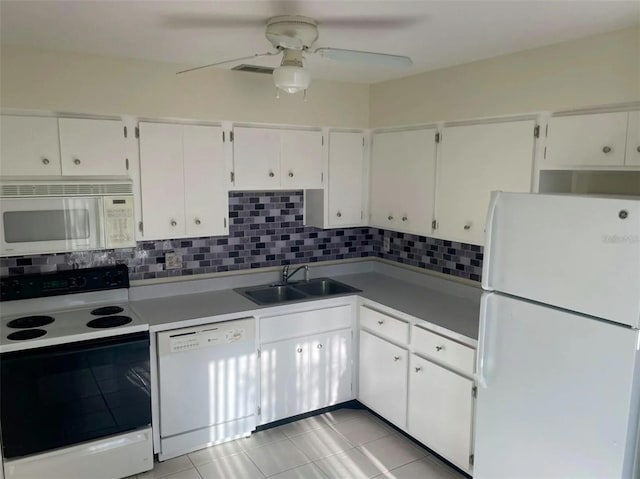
left=0, top=191, right=483, bottom=282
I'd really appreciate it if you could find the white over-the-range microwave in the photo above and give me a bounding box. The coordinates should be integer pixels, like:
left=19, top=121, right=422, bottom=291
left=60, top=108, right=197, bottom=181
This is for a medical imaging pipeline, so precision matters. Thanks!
left=0, top=180, right=136, bottom=257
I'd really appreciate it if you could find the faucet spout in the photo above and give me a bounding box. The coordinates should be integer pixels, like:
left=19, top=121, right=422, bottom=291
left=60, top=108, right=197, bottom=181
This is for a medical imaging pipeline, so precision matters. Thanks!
left=281, top=264, right=309, bottom=284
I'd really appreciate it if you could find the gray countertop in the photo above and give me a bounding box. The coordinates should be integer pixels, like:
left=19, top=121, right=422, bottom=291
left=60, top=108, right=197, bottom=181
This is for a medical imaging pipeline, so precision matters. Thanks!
left=131, top=270, right=481, bottom=341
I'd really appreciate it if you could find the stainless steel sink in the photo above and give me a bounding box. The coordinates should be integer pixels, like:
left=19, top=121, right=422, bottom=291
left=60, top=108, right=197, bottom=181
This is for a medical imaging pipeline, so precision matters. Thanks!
left=241, top=285, right=306, bottom=305
left=292, top=278, right=360, bottom=296
left=235, top=277, right=361, bottom=305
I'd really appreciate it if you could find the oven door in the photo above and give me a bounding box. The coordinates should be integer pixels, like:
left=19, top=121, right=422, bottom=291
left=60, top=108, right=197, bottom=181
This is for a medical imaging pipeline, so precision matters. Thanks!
left=0, top=196, right=105, bottom=256
left=0, top=332, right=151, bottom=459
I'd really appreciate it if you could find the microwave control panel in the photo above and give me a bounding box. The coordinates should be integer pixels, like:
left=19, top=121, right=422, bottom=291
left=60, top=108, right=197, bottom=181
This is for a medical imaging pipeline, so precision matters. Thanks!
left=104, top=196, right=136, bottom=249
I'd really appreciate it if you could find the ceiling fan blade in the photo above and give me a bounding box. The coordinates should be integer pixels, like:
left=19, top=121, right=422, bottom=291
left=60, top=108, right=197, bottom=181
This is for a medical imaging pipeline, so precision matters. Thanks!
left=313, top=48, right=412, bottom=68
left=176, top=52, right=278, bottom=75
left=318, top=16, right=426, bottom=29
left=164, top=14, right=266, bottom=29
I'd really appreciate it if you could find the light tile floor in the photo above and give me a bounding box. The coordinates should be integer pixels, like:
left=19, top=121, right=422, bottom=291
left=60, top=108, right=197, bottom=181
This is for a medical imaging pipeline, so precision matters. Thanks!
left=131, top=408, right=467, bottom=479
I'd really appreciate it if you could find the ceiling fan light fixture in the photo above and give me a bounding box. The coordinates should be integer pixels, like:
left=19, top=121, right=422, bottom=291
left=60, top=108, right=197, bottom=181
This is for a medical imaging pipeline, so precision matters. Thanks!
left=273, top=65, right=311, bottom=94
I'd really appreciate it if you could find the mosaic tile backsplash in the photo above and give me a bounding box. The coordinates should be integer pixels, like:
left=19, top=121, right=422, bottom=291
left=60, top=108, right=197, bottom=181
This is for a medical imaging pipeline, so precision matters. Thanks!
left=0, top=191, right=483, bottom=282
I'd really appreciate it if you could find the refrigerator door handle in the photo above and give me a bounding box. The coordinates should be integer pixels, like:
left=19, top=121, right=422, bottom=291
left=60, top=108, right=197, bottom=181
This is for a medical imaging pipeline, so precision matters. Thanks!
left=481, top=191, right=501, bottom=291
left=477, top=292, right=492, bottom=389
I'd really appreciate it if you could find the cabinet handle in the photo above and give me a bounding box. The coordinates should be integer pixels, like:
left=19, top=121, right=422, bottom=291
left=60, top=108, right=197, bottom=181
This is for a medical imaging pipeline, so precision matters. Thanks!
left=435, top=345, right=444, bottom=352
left=388, top=215, right=393, bottom=221
left=317, top=343, right=323, bottom=349
left=402, top=216, right=408, bottom=222
left=415, top=367, right=422, bottom=373
left=393, top=355, right=400, bottom=362
left=195, top=218, right=201, bottom=225
left=336, top=211, right=342, bottom=218
left=464, top=223, right=471, bottom=230
left=297, top=347, right=303, bottom=353
left=377, top=320, right=384, bottom=325
left=170, top=220, right=177, bottom=227
left=288, top=171, right=294, bottom=178
left=602, top=146, right=612, bottom=153
left=268, top=171, right=275, bottom=178
left=42, top=158, right=50, bottom=165
left=73, top=158, right=81, bottom=165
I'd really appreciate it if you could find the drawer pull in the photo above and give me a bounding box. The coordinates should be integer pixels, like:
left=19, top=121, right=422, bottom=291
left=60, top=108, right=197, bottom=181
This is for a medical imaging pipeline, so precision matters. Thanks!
left=414, top=367, right=422, bottom=373
left=317, top=343, right=323, bottom=349
left=393, top=355, right=400, bottom=362
left=42, top=158, right=50, bottom=165
left=435, top=345, right=444, bottom=352
left=377, top=320, right=384, bottom=325
left=73, top=158, right=81, bottom=165
left=297, top=347, right=303, bottom=353
left=602, top=146, right=612, bottom=153
left=388, top=215, right=393, bottom=221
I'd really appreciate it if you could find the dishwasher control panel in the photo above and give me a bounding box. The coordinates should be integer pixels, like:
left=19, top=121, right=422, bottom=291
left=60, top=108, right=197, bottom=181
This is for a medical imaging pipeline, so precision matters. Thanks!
left=159, top=318, right=256, bottom=355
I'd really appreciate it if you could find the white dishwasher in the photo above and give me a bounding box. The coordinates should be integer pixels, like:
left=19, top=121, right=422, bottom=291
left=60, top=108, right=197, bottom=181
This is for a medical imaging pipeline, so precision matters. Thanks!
left=157, top=318, right=257, bottom=460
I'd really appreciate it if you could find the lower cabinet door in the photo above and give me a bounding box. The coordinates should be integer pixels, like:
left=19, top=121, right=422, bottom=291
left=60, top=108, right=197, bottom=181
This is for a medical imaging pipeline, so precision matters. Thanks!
left=309, top=329, right=353, bottom=411
left=408, top=354, right=474, bottom=471
left=358, top=330, right=408, bottom=428
left=260, top=337, right=309, bottom=424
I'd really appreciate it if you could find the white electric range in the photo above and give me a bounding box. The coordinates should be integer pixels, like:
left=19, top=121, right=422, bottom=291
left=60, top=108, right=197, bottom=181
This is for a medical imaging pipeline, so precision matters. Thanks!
left=0, top=265, right=153, bottom=479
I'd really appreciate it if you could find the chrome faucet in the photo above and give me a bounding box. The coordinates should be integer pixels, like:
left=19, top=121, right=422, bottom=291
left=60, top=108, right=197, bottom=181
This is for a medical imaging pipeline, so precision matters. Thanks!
left=280, top=264, right=309, bottom=284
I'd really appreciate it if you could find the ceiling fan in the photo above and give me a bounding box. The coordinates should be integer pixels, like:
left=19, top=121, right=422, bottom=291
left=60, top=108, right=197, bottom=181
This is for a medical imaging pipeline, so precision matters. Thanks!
left=177, top=15, right=413, bottom=96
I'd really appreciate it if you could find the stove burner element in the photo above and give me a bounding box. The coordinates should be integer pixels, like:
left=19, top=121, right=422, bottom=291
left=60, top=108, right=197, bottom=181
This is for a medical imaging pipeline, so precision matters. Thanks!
left=7, top=329, right=47, bottom=341
left=7, top=315, right=55, bottom=329
left=87, top=316, right=132, bottom=329
left=90, top=306, right=124, bottom=316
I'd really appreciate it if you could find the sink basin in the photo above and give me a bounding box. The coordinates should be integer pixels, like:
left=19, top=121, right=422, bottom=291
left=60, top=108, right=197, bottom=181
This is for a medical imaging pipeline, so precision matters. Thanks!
left=235, top=277, right=361, bottom=305
left=292, top=278, right=360, bottom=296
left=242, top=285, right=306, bottom=305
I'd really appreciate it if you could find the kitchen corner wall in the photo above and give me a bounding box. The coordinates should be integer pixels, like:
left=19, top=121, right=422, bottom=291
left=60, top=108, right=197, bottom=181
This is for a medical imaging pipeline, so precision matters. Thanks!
left=0, top=191, right=483, bottom=282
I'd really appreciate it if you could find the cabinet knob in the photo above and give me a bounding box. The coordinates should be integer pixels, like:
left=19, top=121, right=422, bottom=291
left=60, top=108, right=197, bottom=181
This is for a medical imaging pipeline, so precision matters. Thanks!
left=388, top=215, right=393, bottom=221
left=317, top=343, right=323, bottom=349
left=42, top=158, right=50, bottom=165
left=402, top=216, right=408, bottom=222
left=288, top=171, right=294, bottom=178
left=297, top=347, right=303, bottom=353
left=602, top=146, right=612, bottom=154
left=464, top=223, right=471, bottom=230
left=393, top=355, right=400, bottom=362
left=268, top=171, right=275, bottom=178
left=377, top=320, right=384, bottom=325
left=195, top=218, right=201, bottom=225
left=336, top=211, right=342, bottom=218
left=435, top=345, right=444, bottom=352
left=73, top=158, right=81, bottom=165
left=170, top=220, right=177, bottom=227
left=415, top=367, right=422, bottom=373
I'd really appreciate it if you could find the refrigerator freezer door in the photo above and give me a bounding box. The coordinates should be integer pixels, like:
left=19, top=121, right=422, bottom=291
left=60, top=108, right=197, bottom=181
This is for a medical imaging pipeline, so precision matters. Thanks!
left=474, top=292, right=640, bottom=479
left=483, top=192, right=640, bottom=328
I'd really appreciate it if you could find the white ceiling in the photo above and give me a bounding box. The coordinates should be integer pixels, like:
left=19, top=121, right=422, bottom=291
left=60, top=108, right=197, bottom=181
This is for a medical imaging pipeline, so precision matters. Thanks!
left=1, top=0, right=638, bottom=83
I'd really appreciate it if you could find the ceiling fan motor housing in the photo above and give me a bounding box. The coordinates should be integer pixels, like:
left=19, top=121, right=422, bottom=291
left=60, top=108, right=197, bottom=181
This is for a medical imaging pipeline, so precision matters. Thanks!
left=266, top=16, right=319, bottom=50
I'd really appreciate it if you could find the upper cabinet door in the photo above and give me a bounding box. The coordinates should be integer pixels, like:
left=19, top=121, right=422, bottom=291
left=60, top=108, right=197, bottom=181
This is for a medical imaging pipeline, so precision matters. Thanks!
left=232, top=127, right=280, bottom=189
left=280, top=130, right=323, bottom=189
left=183, top=125, right=228, bottom=237
left=139, top=122, right=186, bottom=240
left=328, top=131, right=365, bottom=227
left=0, top=116, right=62, bottom=177
left=437, top=120, right=535, bottom=245
left=370, top=128, right=436, bottom=235
left=625, top=111, right=640, bottom=166
left=59, top=118, right=127, bottom=176
left=545, top=112, right=628, bottom=167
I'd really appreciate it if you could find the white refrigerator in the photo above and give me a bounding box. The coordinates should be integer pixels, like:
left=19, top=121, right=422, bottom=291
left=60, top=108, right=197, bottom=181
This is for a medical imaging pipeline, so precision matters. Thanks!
left=474, top=192, right=640, bottom=479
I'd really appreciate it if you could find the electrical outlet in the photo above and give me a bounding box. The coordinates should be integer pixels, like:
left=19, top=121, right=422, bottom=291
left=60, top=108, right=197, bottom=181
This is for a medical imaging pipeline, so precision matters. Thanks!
left=383, top=236, right=391, bottom=252
left=165, top=252, right=182, bottom=270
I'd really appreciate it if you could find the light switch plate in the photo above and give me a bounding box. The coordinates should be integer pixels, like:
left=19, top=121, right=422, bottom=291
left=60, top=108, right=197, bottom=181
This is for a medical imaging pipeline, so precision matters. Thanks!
left=165, top=253, right=182, bottom=270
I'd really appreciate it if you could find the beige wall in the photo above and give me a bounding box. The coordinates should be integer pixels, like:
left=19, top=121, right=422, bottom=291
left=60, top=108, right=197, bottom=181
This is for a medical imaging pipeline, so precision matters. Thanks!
left=0, top=46, right=369, bottom=128
left=370, top=26, right=640, bottom=128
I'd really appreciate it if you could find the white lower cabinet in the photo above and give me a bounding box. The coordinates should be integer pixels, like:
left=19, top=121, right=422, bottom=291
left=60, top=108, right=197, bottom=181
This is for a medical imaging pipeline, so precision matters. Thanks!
left=408, top=354, right=475, bottom=472
left=358, top=329, right=408, bottom=428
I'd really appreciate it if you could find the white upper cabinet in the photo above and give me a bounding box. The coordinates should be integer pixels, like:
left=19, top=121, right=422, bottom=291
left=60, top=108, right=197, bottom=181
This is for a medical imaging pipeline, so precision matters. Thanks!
left=626, top=111, right=640, bottom=166
left=370, top=128, right=436, bottom=236
left=59, top=118, right=128, bottom=176
left=0, top=116, right=62, bottom=177
left=544, top=112, right=628, bottom=168
left=280, top=129, right=323, bottom=189
left=139, top=122, right=227, bottom=240
left=436, top=120, right=535, bottom=245
left=232, top=127, right=281, bottom=190
left=328, top=131, right=365, bottom=227
left=232, top=126, right=323, bottom=190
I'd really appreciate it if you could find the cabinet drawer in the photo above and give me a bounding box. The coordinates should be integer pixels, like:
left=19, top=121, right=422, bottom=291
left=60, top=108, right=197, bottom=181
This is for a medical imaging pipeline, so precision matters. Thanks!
left=412, top=325, right=475, bottom=374
left=360, top=306, right=409, bottom=344
left=261, top=305, right=352, bottom=343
